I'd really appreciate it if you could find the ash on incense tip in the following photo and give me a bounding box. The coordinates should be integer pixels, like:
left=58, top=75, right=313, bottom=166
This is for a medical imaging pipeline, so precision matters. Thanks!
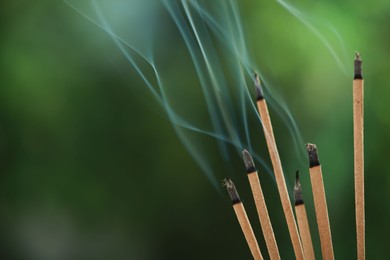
left=254, top=73, right=264, bottom=101
left=354, top=52, right=363, bottom=79
left=242, top=149, right=256, bottom=173
left=306, top=143, right=320, bottom=168
left=294, top=170, right=304, bottom=206
left=222, top=178, right=241, bottom=204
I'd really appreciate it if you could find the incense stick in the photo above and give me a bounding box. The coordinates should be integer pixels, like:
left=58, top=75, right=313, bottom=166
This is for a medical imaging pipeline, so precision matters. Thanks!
left=294, top=171, right=316, bottom=260
left=306, top=144, right=334, bottom=260
left=354, top=52, right=365, bottom=260
left=243, top=150, right=280, bottom=260
left=254, top=74, right=305, bottom=260
left=223, top=178, right=263, bottom=260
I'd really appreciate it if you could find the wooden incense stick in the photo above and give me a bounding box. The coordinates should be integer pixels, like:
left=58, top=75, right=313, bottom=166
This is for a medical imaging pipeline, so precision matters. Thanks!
left=306, top=144, right=334, bottom=260
left=254, top=74, right=305, bottom=260
left=243, top=150, right=280, bottom=260
left=294, top=171, right=316, bottom=260
left=223, top=178, right=263, bottom=260
left=354, top=52, right=365, bottom=260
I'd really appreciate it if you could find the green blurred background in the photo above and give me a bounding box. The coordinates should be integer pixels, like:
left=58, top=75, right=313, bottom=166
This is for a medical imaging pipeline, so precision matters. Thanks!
left=1, top=0, right=390, bottom=259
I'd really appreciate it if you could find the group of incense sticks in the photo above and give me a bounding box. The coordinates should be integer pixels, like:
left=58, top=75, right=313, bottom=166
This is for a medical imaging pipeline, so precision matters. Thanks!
left=223, top=53, right=365, bottom=260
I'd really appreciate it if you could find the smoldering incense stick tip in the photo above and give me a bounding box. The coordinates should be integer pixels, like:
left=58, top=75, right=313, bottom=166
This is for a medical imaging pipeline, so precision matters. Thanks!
left=294, top=170, right=304, bottom=206
left=222, top=178, right=241, bottom=204
left=355, top=52, right=361, bottom=60
left=306, top=143, right=320, bottom=168
left=354, top=52, right=363, bottom=79
left=254, top=73, right=264, bottom=101
left=242, top=149, right=256, bottom=173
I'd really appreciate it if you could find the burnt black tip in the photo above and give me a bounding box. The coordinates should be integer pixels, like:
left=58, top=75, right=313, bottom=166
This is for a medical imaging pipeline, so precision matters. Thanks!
left=254, top=73, right=264, bottom=101
left=294, top=170, right=304, bottom=205
left=242, top=149, right=256, bottom=174
left=222, top=178, right=241, bottom=204
left=354, top=52, right=363, bottom=79
left=306, top=143, right=320, bottom=168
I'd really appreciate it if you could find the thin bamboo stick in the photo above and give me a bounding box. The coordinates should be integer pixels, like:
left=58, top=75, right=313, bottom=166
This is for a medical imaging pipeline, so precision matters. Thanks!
left=354, top=52, right=365, bottom=260
left=223, top=178, right=263, bottom=260
left=294, top=171, right=316, bottom=260
left=254, top=74, right=305, bottom=260
left=243, top=150, right=280, bottom=260
left=306, top=144, right=334, bottom=260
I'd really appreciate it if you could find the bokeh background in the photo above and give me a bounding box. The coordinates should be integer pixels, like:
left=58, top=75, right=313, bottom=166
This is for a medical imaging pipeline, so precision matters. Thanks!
left=1, top=0, right=390, bottom=259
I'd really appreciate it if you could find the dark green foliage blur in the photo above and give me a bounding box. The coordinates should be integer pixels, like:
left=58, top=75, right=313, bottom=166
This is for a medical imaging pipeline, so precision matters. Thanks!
left=1, top=0, right=390, bottom=259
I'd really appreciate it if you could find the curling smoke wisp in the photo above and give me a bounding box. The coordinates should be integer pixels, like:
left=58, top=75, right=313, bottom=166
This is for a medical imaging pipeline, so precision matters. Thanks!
left=65, top=0, right=347, bottom=188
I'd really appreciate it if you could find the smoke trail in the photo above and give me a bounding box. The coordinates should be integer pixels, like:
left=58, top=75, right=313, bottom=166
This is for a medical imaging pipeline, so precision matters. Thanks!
left=276, top=0, right=351, bottom=75
left=64, top=0, right=347, bottom=188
